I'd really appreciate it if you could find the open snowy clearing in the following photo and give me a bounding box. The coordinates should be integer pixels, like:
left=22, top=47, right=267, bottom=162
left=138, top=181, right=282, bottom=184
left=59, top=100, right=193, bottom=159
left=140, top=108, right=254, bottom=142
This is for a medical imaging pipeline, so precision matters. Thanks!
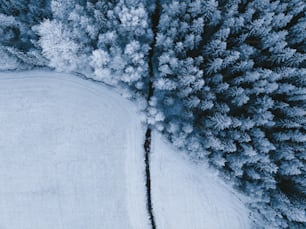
left=0, top=71, right=250, bottom=229
left=151, top=132, right=251, bottom=229
left=0, top=71, right=149, bottom=229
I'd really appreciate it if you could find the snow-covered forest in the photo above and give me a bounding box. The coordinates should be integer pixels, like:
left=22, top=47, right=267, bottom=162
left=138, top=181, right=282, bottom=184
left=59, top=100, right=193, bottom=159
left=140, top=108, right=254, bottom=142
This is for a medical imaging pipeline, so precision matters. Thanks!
left=0, top=0, right=305, bottom=228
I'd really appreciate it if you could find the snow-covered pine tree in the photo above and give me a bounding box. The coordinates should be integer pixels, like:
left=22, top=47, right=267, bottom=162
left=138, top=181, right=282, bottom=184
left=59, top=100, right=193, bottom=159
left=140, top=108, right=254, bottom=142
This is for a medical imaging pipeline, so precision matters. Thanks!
left=37, top=0, right=153, bottom=97
left=36, top=0, right=111, bottom=73
left=0, top=0, right=51, bottom=69
left=151, top=0, right=214, bottom=145
left=90, top=0, right=153, bottom=96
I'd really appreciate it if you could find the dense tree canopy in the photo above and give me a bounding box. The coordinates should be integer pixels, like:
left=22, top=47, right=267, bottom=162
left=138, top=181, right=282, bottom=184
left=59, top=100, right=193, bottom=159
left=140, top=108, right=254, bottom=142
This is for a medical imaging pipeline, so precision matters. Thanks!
left=152, top=1, right=305, bottom=228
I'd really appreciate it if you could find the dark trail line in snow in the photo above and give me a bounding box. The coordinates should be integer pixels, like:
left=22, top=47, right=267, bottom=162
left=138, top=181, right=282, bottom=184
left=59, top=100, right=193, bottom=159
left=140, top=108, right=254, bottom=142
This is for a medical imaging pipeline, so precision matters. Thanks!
left=147, top=2, right=160, bottom=101
left=144, top=2, right=161, bottom=229
left=144, top=128, right=156, bottom=229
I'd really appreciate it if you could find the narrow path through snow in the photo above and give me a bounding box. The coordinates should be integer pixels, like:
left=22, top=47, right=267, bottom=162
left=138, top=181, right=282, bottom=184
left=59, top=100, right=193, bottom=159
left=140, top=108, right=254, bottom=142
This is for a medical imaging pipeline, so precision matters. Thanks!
left=0, top=71, right=149, bottom=229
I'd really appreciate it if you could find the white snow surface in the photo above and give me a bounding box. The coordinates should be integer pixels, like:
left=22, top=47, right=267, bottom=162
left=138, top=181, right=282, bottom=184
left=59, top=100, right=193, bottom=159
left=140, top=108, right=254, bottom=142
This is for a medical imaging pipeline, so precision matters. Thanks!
left=151, top=131, right=251, bottom=229
left=0, top=70, right=251, bottom=229
left=0, top=71, right=149, bottom=229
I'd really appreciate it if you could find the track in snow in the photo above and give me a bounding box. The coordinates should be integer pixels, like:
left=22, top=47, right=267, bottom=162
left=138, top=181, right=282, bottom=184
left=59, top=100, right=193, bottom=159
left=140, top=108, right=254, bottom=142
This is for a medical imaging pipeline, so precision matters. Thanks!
left=0, top=71, right=149, bottom=229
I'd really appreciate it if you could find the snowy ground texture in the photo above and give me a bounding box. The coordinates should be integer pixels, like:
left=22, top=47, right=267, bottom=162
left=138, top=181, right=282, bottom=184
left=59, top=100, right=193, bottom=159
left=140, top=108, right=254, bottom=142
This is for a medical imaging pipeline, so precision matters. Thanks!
left=0, top=71, right=250, bottom=229
left=0, top=71, right=149, bottom=229
left=151, top=132, right=251, bottom=229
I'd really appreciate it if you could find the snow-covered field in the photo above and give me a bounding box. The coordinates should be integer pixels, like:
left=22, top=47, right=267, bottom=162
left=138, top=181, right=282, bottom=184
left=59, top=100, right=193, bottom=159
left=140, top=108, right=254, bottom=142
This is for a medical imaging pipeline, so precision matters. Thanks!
left=0, top=71, right=250, bottom=229
left=0, top=71, right=149, bottom=229
left=151, top=132, right=251, bottom=229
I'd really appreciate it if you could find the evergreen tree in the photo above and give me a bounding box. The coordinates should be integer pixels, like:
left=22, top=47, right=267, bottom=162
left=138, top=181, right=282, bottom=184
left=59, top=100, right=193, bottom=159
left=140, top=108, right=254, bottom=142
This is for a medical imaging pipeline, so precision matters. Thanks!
left=90, top=0, right=153, bottom=95
left=0, top=0, right=51, bottom=69
left=36, top=0, right=111, bottom=73
left=37, top=0, right=153, bottom=96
